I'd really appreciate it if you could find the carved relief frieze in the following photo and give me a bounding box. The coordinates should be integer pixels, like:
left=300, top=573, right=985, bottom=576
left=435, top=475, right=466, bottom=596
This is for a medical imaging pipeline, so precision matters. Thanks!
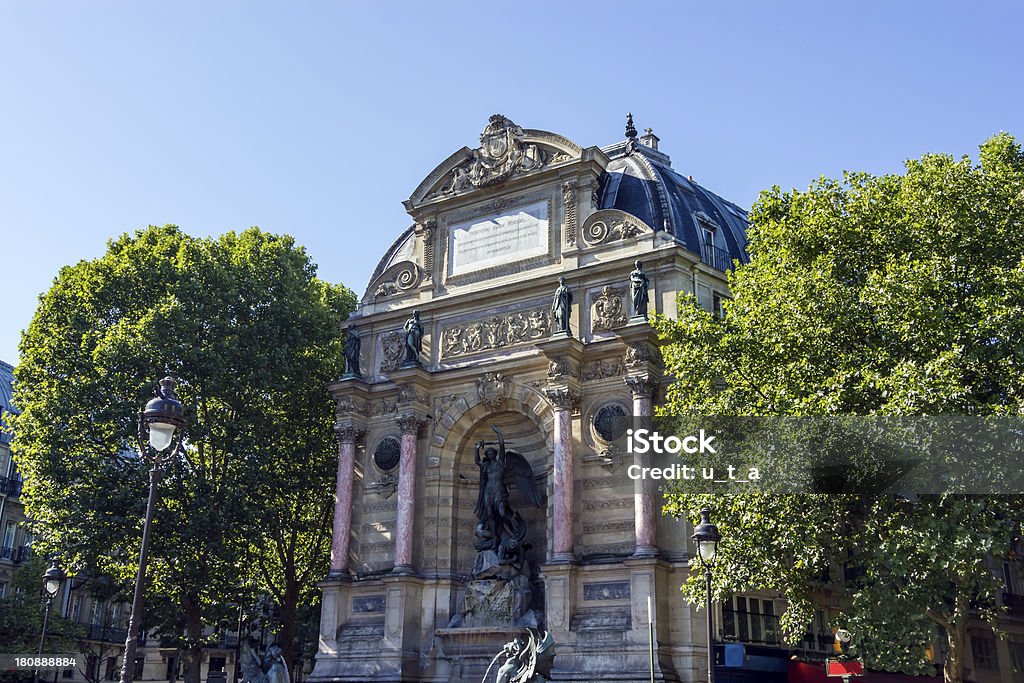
left=581, top=210, right=650, bottom=247
left=379, top=331, right=405, bottom=373
left=547, top=356, right=580, bottom=381
left=581, top=357, right=626, bottom=381
left=335, top=395, right=367, bottom=416
left=432, top=393, right=462, bottom=421
left=440, top=306, right=550, bottom=359
left=591, top=285, right=628, bottom=332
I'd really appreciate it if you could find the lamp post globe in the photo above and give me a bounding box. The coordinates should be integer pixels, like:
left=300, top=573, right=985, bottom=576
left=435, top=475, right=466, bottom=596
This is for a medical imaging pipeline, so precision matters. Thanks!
left=140, top=377, right=186, bottom=452
left=692, top=508, right=722, bottom=683
left=691, top=508, right=721, bottom=567
left=42, top=559, right=65, bottom=598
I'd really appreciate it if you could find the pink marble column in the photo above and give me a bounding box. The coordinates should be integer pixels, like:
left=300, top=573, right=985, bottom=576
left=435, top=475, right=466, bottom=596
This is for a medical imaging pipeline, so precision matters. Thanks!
left=330, top=424, right=363, bottom=574
left=393, top=414, right=423, bottom=573
left=546, top=388, right=578, bottom=563
left=626, top=375, right=658, bottom=557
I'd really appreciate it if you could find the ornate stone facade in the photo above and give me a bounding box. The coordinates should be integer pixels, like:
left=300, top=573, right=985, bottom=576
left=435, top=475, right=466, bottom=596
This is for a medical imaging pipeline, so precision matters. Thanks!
left=315, top=115, right=747, bottom=683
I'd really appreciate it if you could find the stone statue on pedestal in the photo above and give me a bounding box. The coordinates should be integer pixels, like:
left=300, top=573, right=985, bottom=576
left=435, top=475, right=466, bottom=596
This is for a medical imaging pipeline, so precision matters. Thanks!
left=403, top=310, right=423, bottom=366
left=343, top=324, right=361, bottom=378
left=550, top=277, right=572, bottom=335
left=630, top=260, right=650, bottom=320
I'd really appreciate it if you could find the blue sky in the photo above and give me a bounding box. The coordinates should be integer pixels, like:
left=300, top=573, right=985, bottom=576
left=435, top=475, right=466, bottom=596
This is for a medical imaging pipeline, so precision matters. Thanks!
left=1, top=1, right=1022, bottom=363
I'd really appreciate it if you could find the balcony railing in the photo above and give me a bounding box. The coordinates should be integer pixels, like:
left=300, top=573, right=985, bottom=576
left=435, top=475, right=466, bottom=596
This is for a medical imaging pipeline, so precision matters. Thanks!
left=86, top=624, right=130, bottom=643
left=15, top=545, right=31, bottom=563
left=701, top=243, right=734, bottom=272
left=0, top=545, right=14, bottom=560
left=5, top=478, right=22, bottom=497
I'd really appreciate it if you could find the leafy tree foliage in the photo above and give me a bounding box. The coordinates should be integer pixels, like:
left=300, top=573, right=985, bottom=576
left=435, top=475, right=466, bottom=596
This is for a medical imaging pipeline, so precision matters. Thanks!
left=9, top=226, right=354, bottom=683
left=654, top=133, right=1024, bottom=682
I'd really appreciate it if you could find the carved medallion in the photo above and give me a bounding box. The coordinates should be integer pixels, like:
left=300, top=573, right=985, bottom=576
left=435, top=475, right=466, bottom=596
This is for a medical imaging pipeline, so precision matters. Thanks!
left=475, top=372, right=508, bottom=409
left=379, top=331, right=404, bottom=373
left=435, top=115, right=548, bottom=196
left=592, top=285, right=627, bottom=332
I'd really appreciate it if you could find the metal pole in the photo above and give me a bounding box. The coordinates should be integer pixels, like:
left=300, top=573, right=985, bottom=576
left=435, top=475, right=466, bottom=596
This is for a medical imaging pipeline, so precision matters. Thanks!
left=34, top=596, right=53, bottom=683
left=648, top=595, right=655, bottom=683
left=706, top=566, right=714, bottom=683
left=119, top=465, right=163, bottom=683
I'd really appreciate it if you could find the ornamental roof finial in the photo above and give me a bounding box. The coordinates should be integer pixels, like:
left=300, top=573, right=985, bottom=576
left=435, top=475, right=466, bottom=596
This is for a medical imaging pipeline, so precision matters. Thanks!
left=625, top=112, right=637, bottom=140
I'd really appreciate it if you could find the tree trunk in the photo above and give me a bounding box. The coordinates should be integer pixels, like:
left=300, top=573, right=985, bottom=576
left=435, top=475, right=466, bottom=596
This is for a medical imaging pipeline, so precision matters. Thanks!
left=277, top=580, right=300, bottom=679
left=944, top=616, right=968, bottom=683
left=183, top=596, right=203, bottom=683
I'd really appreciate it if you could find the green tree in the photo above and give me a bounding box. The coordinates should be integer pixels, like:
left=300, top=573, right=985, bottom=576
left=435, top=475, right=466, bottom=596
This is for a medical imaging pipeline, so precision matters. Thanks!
left=9, top=226, right=354, bottom=683
left=654, top=133, right=1024, bottom=682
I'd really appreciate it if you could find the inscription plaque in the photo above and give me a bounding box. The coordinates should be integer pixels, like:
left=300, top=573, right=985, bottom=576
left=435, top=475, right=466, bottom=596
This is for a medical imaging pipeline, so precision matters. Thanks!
left=448, top=201, right=549, bottom=276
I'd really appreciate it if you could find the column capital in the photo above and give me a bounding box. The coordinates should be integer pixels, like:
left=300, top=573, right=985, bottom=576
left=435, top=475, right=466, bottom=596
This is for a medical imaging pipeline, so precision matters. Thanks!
left=333, top=423, right=365, bottom=445
left=624, top=374, right=657, bottom=400
left=397, top=413, right=427, bottom=435
left=543, top=386, right=581, bottom=412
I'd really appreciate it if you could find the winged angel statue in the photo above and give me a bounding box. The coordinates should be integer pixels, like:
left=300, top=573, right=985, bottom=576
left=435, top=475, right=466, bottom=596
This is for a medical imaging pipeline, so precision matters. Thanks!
left=486, top=629, right=556, bottom=683
left=474, top=426, right=543, bottom=564
left=239, top=640, right=289, bottom=683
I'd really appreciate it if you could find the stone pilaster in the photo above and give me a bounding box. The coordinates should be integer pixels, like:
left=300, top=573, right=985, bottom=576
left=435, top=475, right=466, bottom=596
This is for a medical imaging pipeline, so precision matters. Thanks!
left=330, top=422, right=365, bottom=574
left=544, top=386, right=581, bottom=563
left=393, top=413, right=426, bottom=574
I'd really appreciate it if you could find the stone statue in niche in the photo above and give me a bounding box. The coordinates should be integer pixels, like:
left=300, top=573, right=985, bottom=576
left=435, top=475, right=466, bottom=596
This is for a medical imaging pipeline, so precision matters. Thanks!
left=449, top=425, right=543, bottom=629
left=550, top=277, right=573, bottom=336
left=474, top=426, right=542, bottom=555
left=402, top=310, right=423, bottom=366
left=630, top=260, right=650, bottom=320
left=342, top=324, right=361, bottom=378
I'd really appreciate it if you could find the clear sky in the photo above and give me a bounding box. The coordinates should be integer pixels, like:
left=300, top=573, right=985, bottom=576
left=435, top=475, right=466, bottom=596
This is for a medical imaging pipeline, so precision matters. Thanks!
left=1, top=1, right=1021, bottom=364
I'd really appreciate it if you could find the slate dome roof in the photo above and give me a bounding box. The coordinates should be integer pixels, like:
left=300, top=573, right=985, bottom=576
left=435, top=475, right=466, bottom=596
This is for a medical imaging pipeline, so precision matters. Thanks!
left=598, top=140, right=749, bottom=270
left=0, top=360, right=15, bottom=445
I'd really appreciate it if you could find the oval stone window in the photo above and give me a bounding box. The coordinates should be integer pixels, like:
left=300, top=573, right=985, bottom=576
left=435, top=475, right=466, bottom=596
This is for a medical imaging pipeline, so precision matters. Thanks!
left=593, top=404, right=628, bottom=442
left=373, top=437, right=401, bottom=472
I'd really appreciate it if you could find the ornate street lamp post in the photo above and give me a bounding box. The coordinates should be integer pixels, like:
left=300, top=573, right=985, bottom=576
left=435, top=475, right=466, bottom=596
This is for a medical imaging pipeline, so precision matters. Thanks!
left=119, top=377, right=187, bottom=683
left=692, top=508, right=721, bottom=683
left=34, top=560, right=66, bottom=683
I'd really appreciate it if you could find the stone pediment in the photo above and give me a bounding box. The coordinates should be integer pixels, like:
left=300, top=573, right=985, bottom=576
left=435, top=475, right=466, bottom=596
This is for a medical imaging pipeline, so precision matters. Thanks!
left=406, top=115, right=583, bottom=208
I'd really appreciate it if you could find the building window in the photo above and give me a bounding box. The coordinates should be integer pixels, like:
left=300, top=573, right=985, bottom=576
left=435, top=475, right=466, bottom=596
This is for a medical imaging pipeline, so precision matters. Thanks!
left=1005, top=561, right=1017, bottom=595
left=104, top=657, right=118, bottom=681
left=2, top=521, right=16, bottom=558
left=209, top=657, right=226, bottom=673
left=972, top=635, right=999, bottom=670
left=1009, top=641, right=1024, bottom=680
left=721, top=595, right=779, bottom=645
left=0, top=581, right=7, bottom=597
left=62, top=668, right=75, bottom=680
left=133, top=657, right=145, bottom=680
